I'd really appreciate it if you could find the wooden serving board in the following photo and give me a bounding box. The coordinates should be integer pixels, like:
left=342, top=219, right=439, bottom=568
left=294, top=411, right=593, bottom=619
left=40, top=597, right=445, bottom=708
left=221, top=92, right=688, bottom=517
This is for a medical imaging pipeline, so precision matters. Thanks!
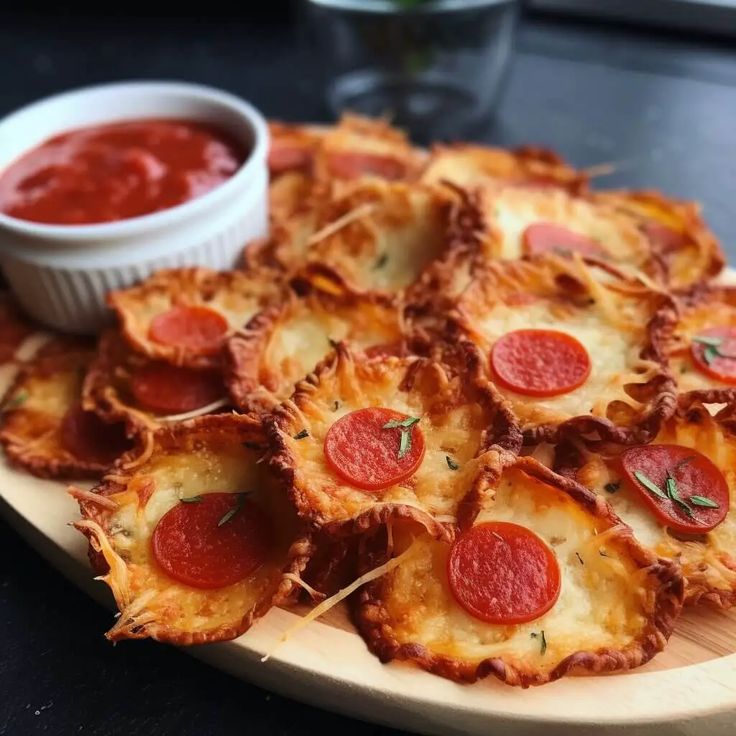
left=1, top=350, right=736, bottom=736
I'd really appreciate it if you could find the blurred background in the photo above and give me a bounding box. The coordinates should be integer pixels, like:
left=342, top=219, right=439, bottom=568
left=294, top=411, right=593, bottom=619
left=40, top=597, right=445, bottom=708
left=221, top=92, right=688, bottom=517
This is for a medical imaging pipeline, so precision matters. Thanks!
left=1, top=3, right=735, bottom=735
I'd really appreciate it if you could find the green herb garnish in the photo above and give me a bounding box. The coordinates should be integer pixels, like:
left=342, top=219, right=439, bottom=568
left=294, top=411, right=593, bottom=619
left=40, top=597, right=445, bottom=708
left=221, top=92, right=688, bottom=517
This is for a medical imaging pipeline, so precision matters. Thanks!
left=575, top=552, right=584, bottom=565
left=373, top=253, right=389, bottom=270
left=633, top=471, right=668, bottom=500
left=242, top=441, right=262, bottom=451
left=328, top=337, right=340, bottom=350
left=217, top=493, right=247, bottom=527
left=446, top=455, right=460, bottom=471
left=333, top=400, right=340, bottom=412
left=690, top=495, right=719, bottom=508
left=382, top=416, right=421, bottom=460
left=293, top=429, right=309, bottom=440
left=2, top=391, right=28, bottom=412
left=179, top=495, right=203, bottom=504
left=531, top=630, right=547, bottom=655
left=665, top=474, right=693, bottom=518
left=693, top=335, right=736, bottom=365
left=604, top=481, right=620, bottom=494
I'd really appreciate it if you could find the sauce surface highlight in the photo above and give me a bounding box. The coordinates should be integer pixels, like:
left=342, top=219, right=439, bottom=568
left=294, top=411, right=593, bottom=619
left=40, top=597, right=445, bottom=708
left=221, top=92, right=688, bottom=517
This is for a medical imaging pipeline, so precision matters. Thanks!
left=0, top=119, right=246, bottom=225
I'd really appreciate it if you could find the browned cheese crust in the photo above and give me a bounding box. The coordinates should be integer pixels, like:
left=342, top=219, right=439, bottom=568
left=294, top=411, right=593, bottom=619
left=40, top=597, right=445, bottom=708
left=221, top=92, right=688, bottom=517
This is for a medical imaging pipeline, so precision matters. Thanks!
left=73, top=414, right=310, bottom=645
left=108, top=267, right=283, bottom=369
left=224, top=278, right=406, bottom=415
left=450, top=255, right=677, bottom=446
left=419, top=143, right=588, bottom=193
left=593, top=189, right=724, bottom=289
left=355, top=456, right=683, bottom=687
left=0, top=337, right=132, bottom=478
left=560, top=396, right=736, bottom=608
left=82, top=329, right=231, bottom=434
left=266, top=344, right=521, bottom=538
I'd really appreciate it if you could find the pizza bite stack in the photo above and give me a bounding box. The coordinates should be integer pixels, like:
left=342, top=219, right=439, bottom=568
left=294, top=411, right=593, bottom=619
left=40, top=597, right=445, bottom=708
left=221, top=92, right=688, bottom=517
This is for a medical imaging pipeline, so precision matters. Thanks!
left=2, top=113, right=734, bottom=687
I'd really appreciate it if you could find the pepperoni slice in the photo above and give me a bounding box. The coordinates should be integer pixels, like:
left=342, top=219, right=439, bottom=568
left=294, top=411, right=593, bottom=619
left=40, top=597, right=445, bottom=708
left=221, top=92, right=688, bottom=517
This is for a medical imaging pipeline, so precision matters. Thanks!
left=268, top=142, right=313, bottom=175
left=641, top=221, right=687, bottom=254
left=522, top=222, right=606, bottom=258
left=690, top=326, right=736, bottom=385
left=326, top=151, right=406, bottom=181
left=148, top=305, right=228, bottom=354
left=491, top=329, right=591, bottom=397
left=131, top=363, right=223, bottom=415
left=620, top=444, right=729, bottom=534
left=448, top=521, right=561, bottom=625
left=60, top=405, right=131, bottom=465
left=323, top=408, right=425, bottom=491
left=152, top=493, right=272, bottom=589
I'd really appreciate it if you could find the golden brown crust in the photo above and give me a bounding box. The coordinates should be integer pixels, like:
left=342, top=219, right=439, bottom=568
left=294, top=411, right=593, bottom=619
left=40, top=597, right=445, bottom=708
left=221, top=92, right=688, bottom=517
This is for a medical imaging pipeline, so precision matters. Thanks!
left=108, top=267, right=283, bottom=369
left=593, top=189, right=724, bottom=289
left=74, top=413, right=310, bottom=645
left=266, top=343, right=520, bottom=538
left=355, top=455, right=684, bottom=687
left=449, top=255, right=677, bottom=447
left=82, top=329, right=230, bottom=434
left=224, top=275, right=405, bottom=415
left=1, top=337, right=133, bottom=479
left=419, top=143, right=588, bottom=193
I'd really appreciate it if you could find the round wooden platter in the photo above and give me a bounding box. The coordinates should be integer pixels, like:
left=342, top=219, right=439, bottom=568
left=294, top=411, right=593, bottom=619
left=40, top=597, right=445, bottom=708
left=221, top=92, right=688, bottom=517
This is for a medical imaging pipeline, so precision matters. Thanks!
left=1, top=349, right=736, bottom=736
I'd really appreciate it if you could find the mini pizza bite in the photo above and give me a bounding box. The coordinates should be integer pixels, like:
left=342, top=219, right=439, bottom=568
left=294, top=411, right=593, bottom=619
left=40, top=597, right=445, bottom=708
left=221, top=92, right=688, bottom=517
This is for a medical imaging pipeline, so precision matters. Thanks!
left=593, top=190, right=723, bottom=289
left=564, top=396, right=736, bottom=607
left=312, top=113, right=421, bottom=183
left=355, top=456, right=683, bottom=687
left=74, top=414, right=307, bottom=644
left=267, top=344, right=520, bottom=537
left=0, top=337, right=132, bottom=478
left=664, top=284, right=736, bottom=401
left=253, top=178, right=483, bottom=299
left=420, top=143, right=586, bottom=193
left=108, top=267, right=281, bottom=369
left=224, top=280, right=405, bottom=414
left=451, top=255, right=676, bottom=445
left=268, top=120, right=323, bottom=179
left=83, top=330, right=230, bottom=433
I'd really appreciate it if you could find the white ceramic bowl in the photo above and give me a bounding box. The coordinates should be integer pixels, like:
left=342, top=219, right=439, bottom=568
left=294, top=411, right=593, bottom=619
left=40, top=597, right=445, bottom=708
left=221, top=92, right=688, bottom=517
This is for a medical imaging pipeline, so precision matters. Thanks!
left=0, top=81, right=269, bottom=333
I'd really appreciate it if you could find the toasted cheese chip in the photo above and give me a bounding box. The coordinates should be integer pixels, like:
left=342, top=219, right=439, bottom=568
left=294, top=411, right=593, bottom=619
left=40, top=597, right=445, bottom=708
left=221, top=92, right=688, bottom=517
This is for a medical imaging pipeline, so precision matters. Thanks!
left=452, top=255, right=676, bottom=445
left=355, top=457, right=683, bottom=687
left=108, top=268, right=281, bottom=369
left=565, top=398, right=736, bottom=608
left=665, top=284, right=736, bottom=401
left=0, top=337, right=133, bottom=478
left=593, top=190, right=724, bottom=289
left=267, top=344, right=520, bottom=537
left=83, top=330, right=230, bottom=433
left=420, top=143, right=586, bottom=193
left=74, top=414, right=308, bottom=645
left=312, top=113, right=421, bottom=183
left=224, top=283, right=405, bottom=414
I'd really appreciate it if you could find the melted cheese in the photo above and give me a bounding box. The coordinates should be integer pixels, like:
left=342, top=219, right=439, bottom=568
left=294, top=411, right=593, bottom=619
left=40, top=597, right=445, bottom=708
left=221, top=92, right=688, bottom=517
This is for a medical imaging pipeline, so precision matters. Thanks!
left=80, top=421, right=299, bottom=643
left=275, top=353, right=505, bottom=527
left=370, top=464, right=664, bottom=681
left=577, top=407, right=736, bottom=604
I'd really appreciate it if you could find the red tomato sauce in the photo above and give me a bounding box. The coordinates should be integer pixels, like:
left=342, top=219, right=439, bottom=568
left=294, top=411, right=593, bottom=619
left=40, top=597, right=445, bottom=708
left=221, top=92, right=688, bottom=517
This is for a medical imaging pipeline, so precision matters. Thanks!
left=0, top=119, right=247, bottom=225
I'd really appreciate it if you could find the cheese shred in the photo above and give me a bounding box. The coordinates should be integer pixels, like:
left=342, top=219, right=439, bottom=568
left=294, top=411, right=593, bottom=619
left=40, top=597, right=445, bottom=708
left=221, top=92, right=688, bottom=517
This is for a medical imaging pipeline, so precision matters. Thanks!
left=261, top=542, right=415, bottom=663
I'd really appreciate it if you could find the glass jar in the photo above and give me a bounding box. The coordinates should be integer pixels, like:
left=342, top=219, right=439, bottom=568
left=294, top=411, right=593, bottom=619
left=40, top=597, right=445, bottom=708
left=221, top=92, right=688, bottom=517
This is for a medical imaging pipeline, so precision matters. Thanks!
left=302, top=0, right=519, bottom=142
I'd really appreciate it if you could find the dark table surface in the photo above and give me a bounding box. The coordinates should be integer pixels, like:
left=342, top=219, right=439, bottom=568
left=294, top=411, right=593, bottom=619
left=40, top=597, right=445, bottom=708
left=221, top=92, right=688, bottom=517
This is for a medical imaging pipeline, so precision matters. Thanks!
left=1, top=8, right=735, bottom=736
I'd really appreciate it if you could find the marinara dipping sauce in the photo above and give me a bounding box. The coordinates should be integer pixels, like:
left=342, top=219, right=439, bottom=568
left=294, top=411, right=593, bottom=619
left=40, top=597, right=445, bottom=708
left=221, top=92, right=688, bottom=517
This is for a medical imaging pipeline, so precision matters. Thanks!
left=0, top=119, right=247, bottom=225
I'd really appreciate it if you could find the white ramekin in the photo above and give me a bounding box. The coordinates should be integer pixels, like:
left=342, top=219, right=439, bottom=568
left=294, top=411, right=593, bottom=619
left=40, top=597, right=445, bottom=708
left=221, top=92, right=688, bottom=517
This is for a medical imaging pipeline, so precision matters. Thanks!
left=0, top=81, right=269, bottom=333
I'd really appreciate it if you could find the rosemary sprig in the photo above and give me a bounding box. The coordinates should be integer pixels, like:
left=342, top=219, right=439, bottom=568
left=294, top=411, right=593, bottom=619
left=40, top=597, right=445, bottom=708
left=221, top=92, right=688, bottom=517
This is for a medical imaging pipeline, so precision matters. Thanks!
left=217, top=493, right=247, bottom=527
left=446, top=455, right=460, bottom=470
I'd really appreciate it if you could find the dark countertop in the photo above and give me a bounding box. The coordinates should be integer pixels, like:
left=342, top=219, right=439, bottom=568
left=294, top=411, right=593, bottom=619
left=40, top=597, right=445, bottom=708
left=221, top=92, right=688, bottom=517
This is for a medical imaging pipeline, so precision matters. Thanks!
left=1, top=9, right=735, bottom=736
